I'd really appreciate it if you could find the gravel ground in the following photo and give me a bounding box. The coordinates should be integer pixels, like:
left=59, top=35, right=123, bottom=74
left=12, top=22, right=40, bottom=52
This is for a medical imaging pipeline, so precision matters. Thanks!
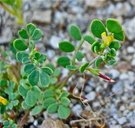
left=1, top=0, right=135, bottom=128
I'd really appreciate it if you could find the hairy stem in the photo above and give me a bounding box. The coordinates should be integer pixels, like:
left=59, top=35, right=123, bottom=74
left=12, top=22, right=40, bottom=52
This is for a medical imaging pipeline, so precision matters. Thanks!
left=0, top=2, right=16, bottom=16
left=72, top=39, right=84, bottom=65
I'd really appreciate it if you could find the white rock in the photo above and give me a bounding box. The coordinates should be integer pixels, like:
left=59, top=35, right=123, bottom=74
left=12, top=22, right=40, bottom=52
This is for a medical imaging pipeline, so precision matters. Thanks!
left=112, top=81, right=124, bottom=95
left=127, top=46, right=135, bottom=54
left=110, top=69, right=120, bottom=79
left=117, top=117, right=127, bottom=125
left=32, top=10, right=52, bottom=24
left=85, top=91, right=96, bottom=101
left=49, top=36, right=61, bottom=49
left=95, top=86, right=103, bottom=93
left=72, top=104, right=83, bottom=116
left=92, top=101, right=101, bottom=108
left=112, top=2, right=131, bottom=16
left=130, top=0, right=135, bottom=6
left=119, top=73, right=128, bottom=80
left=124, top=17, right=135, bottom=40
left=131, top=59, right=135, bottom=66
left=85, top=0, right=106, bottom=8
left=119, top=105, right=126, bottom=111
left=110, top=125, right=122, bottom=128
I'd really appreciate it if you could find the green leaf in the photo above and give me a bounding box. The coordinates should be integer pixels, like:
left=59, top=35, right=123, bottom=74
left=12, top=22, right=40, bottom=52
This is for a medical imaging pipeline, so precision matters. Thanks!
left=32, top=28, right=43, bottom=41
left=24, top=63, right=35, bottom=74
left=43, top=98, right=56, bottom=109
left=60, top=91, right=69, bottom=97
left=90, top=19, right=106, bottom=38
left=57, top=56, right=70, bottom=67
left=0, top=79, right=7, bottom=87
left=58, top=105, right=71, bottom=119
left=18, top=85, right=28, bottom=98
left=76, top=51, right=84, bottom=61
left=39, top=68, right=50, bottom=87
left=47, top=103, right=58, bottom=114
left=28, top=69, right=39, bottom=86
left=22, top=101, right=31, bottom=109
left=31, top=105, right=43, bottom=115
left=60, top=97, right=70, bottom=107
left=114, top=31, right=125, bottom=41
left=44, top=89, right=54, bottom=98
left=16, top=51, right=29, bottom=63
left=66, top=65, right=78, bottom=70
left=13, top=39, right=27, bottom=51
left=18, top=28, right=29, bottom=39
left=26, top=23, right=36, bottom=36
left=95, top=57, right=104, bottom=68
left=83, top=34, right=95, bottom=44
left=59, top=41, right=75, bottom=52
left=109, top=41, right=121, bottom=50
left=106, top=18, right=122, bottom=33
left=106, top=18, right=125, bottom=41
left=79, top=62, right=89, bottom=73
left=25, top=86, right=41, bottom=107
left=68, top=24, right=82, bottom=40
left=42, top=67, right=53, bottom=75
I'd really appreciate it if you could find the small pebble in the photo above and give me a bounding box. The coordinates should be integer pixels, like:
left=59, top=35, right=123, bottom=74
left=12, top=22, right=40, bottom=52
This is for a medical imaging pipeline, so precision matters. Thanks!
left=85, top=91, right=96, bottom=101
left=117, top=117, right=127, bottom=125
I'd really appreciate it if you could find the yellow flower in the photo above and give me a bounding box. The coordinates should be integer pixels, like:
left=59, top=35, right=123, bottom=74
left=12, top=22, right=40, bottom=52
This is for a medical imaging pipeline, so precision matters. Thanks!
left=101, top=32, right=114, bottom=47
left=0, top=96, right=8, bottom=105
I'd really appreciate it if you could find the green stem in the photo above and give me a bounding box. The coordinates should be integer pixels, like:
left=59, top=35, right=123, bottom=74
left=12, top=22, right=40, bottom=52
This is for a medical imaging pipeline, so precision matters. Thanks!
left=0, top=2, right=16, bottom=16
left=72, top=39, right=84, bottom=65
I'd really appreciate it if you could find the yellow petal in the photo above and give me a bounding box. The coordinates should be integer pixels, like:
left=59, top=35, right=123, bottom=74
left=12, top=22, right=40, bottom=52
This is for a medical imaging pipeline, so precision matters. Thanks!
left=101, top=32, right=113, bottom=47
left=0, top=96, right=8, bottom=105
